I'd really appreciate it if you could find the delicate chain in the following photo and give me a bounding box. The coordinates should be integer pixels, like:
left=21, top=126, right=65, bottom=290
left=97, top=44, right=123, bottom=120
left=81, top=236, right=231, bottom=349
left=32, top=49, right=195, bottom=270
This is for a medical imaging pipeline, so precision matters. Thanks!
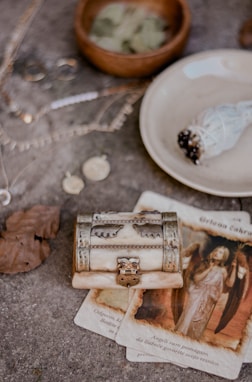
left=0, top=89, right=145, bottom=152
left=26, top=80, right=149, bottom=124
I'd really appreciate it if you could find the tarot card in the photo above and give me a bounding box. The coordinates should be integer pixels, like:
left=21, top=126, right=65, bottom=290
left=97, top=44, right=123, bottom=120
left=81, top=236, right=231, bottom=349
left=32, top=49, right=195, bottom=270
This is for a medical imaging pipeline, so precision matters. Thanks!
left=134, top=191, right=251, bottom=224
left=130, top=190, right=251, bottom=364
left=126, top=191, right=251, bottom=365
left=116, top=195, right=252, bottom=379
left=74, top=288, right=131, bottom=340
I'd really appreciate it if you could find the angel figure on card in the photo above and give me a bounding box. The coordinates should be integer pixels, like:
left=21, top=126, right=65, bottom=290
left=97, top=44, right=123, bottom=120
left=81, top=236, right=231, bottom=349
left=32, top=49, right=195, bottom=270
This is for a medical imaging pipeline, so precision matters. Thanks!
left=172, top=243, right=250, bottom=341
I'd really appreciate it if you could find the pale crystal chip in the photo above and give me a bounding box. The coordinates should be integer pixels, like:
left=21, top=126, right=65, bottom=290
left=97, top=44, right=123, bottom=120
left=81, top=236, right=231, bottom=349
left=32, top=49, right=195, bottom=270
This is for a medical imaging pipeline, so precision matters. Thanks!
left=62, top=172, right=85, bottom=194
left=82, top=155, right=111, bottom=181
left=96, top=3, right=126, bottom=25
left=92, top=36, right=123, bottom=52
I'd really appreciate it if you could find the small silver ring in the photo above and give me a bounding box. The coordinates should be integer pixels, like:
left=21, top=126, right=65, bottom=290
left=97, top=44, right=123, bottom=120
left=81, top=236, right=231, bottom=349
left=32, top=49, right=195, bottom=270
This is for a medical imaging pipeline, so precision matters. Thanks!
left=56, top=58, right=78, bottom=81
left=0, top=189, right=11, bottom=206
left=23, top=61, right=46, bottom=82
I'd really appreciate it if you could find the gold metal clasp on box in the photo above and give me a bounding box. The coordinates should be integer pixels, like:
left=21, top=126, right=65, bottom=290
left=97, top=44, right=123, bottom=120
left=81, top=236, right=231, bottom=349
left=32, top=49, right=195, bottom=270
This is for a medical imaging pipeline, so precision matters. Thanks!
left=116, top=257, right=140, bottom=287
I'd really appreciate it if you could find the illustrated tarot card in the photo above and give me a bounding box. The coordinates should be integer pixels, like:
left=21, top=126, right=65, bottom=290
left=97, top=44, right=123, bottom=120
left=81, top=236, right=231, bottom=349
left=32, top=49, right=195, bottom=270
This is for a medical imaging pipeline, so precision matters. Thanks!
left=125, top=191, right=252, bottom=364
left=116, top=193, right=252, bottom=379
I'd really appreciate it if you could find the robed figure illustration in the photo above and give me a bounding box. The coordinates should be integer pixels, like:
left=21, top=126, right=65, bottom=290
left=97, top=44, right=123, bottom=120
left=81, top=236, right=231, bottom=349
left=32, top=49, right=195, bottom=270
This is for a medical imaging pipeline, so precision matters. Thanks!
left=172, top=243, right=250, bottom=341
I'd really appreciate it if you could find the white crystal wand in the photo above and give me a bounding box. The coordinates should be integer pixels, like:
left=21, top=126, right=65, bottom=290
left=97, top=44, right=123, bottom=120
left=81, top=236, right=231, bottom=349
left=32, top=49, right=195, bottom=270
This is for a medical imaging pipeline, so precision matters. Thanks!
left=177, top=100, right=252, bottom=164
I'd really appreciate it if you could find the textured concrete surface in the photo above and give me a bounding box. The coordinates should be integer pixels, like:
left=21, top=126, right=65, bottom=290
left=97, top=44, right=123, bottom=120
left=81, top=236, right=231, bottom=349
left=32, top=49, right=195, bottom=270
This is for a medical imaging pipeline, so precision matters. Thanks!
left=1, top=0, right=252, bottom=381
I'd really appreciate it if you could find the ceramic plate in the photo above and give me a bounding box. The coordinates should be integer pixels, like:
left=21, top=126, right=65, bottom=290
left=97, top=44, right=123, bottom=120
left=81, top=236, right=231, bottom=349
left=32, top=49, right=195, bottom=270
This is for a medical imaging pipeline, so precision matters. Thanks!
left=140, top=49, right=252, bottom=197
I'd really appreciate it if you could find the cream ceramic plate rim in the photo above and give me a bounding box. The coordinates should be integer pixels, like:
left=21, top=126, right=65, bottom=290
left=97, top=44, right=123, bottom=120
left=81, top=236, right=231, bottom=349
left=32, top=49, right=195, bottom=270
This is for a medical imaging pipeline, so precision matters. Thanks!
left=140, top=49, right=252, bottom=197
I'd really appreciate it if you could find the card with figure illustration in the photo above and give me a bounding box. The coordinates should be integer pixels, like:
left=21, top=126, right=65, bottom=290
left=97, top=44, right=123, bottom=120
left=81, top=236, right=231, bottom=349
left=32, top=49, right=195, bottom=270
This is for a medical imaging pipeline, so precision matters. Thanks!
left=116, top=192, right=252, bottom=379
left=126, top=191, right=252, bottom=366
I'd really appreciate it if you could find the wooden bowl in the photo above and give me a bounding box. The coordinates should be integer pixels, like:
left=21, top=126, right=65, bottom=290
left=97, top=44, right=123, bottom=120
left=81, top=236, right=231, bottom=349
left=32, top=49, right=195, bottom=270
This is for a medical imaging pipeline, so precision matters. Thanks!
left=74, top=0, right=191, bottom=77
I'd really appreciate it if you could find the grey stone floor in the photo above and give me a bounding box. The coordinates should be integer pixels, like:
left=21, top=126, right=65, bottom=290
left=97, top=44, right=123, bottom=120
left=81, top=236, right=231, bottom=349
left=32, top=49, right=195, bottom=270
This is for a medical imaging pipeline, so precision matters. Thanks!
left=1, top=0, right=252, bottom=381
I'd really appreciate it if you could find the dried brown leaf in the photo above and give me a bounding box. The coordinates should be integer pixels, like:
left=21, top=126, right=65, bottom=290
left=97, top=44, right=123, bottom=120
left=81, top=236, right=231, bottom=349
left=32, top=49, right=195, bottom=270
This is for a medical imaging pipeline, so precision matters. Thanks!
left=0, top=205, right=60, bottom=274
left=6, top=205, right=60, bottom=238
left=0, top=231, right=50, bottom=274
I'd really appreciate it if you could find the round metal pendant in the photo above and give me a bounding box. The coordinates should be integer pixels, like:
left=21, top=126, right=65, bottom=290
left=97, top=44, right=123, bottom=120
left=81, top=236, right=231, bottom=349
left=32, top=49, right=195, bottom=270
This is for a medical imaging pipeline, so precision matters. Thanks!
left=82, top=155, right=111, bottom=181
left=62, top=172, right=85, bottom=195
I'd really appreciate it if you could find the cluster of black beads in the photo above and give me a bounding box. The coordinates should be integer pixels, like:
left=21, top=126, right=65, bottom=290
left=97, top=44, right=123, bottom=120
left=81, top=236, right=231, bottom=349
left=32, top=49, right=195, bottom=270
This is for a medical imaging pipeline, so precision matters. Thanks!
left=177, top=129, right=200, bottom=165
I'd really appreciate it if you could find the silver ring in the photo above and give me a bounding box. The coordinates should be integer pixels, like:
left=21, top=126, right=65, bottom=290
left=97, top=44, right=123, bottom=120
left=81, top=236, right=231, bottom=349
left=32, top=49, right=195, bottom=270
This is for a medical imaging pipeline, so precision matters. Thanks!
left=0, top=189, right=11, bottom=206
left=23, top=61, right=46, bottom=82
left=56, top=58, right=78, bottom=81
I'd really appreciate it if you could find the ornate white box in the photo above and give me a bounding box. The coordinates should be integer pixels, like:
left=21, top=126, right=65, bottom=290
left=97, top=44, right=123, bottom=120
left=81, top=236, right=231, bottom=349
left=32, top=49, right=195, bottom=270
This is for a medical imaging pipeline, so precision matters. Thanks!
left=72, top=211, right=183, bottom=289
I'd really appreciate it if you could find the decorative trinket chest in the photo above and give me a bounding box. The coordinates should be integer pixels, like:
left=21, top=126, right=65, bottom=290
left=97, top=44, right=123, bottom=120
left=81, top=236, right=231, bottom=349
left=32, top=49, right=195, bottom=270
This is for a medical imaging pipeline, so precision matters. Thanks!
left=72, top=211, right=183, bottom=289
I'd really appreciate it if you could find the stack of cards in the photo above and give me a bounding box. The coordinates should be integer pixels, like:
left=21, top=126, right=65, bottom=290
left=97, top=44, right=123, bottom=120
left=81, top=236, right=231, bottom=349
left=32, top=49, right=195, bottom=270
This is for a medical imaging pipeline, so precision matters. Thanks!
left=74, top=191, right=252, bottom=380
